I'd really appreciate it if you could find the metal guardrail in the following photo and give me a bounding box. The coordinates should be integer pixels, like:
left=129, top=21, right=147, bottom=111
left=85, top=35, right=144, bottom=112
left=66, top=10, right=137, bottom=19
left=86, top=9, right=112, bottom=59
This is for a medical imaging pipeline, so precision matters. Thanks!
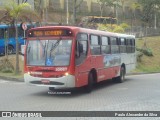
left=125, top=27, right=160, bottom=38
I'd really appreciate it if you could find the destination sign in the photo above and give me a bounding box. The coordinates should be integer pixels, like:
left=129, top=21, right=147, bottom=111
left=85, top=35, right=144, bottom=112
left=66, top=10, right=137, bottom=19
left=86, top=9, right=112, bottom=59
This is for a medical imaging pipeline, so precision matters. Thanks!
left=28, top=29, right=73, bottom=37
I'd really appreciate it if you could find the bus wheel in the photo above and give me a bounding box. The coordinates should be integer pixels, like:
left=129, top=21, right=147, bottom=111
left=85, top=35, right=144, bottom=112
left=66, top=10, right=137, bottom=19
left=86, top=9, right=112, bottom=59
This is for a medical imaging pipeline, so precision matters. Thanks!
left=117, top=67, right=125, bottom=83
left=8, top=45, right=14, bottom=54
left=85, top=73, right=94, bottom=93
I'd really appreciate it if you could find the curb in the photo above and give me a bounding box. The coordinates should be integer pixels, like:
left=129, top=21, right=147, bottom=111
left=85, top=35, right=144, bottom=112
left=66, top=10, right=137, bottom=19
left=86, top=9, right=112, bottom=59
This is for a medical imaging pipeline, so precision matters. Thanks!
left=127, top=72, right=160, bottom=76
left=0, top=76, right=24, bottom=82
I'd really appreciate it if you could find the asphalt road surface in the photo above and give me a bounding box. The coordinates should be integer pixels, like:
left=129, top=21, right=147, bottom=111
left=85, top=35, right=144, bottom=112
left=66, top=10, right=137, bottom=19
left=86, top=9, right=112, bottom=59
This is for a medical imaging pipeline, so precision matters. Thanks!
left=0, top=73, right=160, bottom=120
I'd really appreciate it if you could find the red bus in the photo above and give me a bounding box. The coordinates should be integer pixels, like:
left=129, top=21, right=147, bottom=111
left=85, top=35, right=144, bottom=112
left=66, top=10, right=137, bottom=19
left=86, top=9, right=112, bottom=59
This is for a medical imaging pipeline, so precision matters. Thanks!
left=24, top=26, right=136, bottom=92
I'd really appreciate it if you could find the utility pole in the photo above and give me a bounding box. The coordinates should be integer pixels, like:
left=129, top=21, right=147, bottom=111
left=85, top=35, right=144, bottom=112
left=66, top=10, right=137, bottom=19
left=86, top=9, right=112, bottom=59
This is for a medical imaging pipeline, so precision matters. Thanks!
left=17, top=0, right=19, bottom=4
left=154, top=5, right=158, bottom=29
left=66, top=0, right=69, bottom=24
left=115, top=0, right=118, bottom=24
left=73, top=0, right=76, bottom=25
left=154, top=13, right=157, bottom=29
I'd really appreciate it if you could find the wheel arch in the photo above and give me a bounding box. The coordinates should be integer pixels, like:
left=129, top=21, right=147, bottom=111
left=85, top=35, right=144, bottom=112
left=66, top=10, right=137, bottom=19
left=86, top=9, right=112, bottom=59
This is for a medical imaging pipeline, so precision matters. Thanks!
left=89, top=68, right=97, bottom=84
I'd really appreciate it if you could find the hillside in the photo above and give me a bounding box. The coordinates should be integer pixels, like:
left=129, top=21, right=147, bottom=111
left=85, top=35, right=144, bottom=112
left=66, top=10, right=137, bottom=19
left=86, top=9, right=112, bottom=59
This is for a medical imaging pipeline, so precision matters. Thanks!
left=135, top=36, right=160, bottom=73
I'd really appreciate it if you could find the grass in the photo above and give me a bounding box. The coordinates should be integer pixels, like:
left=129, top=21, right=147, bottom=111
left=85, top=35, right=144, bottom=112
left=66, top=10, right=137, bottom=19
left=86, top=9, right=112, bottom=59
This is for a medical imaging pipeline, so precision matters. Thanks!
left=0, top=55, right=24, bottom=79
left=134, top=36, right=160, bottom=73
left=0, top=72, right=23, bottom=79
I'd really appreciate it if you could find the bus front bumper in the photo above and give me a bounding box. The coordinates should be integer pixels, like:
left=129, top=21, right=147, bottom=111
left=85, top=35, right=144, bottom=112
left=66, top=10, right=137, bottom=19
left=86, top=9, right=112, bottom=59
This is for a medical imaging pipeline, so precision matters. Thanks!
left=24, top=73, right=75, bottom=89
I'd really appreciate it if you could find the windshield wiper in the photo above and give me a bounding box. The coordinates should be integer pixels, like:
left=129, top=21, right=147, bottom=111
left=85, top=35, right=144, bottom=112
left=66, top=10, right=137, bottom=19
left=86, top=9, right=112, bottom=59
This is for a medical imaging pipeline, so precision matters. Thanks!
left=49, top=39, right=62, bottom=57
left=50, top=40, right=61, bottom=51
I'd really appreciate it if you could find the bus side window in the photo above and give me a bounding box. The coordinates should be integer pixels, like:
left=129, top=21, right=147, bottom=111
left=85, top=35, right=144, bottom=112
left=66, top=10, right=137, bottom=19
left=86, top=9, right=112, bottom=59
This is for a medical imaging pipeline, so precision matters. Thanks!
left=0, top=29, right=4, bottom=39
left=76, top=41, right=83, bottom=57
left=101, top=36, right=110, bottom=54
left=119, top=38, right=126, bottom=53
left=126, top=39, right=132, bottom=53
left=131, top=39, right=135, bottom=53
left=111, top=37, right=119, bottom=54
left=90, top=35, right=101, bottom=55
left=76, top=33, right=88, bottom=65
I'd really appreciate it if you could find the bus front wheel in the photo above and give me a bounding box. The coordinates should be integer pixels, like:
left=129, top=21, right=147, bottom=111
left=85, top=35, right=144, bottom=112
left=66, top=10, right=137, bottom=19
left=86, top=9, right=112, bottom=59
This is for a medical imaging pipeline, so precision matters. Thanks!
left=85, top=73, right=94, bottom=93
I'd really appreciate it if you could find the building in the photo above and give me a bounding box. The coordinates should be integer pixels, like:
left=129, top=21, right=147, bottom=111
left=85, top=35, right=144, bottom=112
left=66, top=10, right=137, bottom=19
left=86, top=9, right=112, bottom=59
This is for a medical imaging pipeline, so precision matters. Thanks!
left=0, top=0, right=34, bottom=9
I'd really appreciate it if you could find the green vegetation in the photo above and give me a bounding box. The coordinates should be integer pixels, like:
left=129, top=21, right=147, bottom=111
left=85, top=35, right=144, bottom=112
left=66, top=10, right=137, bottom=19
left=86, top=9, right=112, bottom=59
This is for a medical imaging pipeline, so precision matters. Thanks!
left=0, top=0, right=39, bottom=75
left=97, top=23, right=130, bottom=33
left=0, top=55, right=24, bottom=76
left=134, top=36, right=160, bottom=73
left=0, top=72, right=23, bottom=79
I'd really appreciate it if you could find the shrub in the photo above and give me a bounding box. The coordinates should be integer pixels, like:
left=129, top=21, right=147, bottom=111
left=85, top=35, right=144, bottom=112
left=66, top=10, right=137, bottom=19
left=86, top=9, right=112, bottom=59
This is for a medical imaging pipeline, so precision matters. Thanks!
left=142, top=48, right=153, bottom=56
left=0, top=58, right=14, bottom=73
left=137, top=51, right=143, bottom=62
left=120, top=23, right=130, bottom=29
left=113, top=26, right=124, bottom=33
left=136, top=47, right=153, bottom=56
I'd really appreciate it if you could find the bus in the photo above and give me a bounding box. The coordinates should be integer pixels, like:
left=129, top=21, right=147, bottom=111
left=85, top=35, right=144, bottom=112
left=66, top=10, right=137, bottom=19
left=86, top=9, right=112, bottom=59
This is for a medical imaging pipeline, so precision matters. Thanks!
left=0, top=24, right=33, bottom=55
left=24, top=26, right=136, bottom=93
left=81, top=16, right=117, bottom=26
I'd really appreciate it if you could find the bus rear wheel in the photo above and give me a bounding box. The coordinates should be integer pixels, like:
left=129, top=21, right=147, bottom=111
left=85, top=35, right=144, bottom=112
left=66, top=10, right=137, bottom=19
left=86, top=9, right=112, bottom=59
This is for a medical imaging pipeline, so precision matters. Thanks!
left=85, top=72, right=94, bottom=93
left=117, top=67, right=125, bottom=83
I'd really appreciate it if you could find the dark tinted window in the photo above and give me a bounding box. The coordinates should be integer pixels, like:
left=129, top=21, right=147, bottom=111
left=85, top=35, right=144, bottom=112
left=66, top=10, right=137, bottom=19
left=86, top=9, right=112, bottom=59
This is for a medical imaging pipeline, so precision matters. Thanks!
left=110, top=37, right=119, bottom=54
left=90, top=35, right=101, bottom=55
left=101, top=36, right=110, bottom=54
left=76, top=33, right=88, bottom=65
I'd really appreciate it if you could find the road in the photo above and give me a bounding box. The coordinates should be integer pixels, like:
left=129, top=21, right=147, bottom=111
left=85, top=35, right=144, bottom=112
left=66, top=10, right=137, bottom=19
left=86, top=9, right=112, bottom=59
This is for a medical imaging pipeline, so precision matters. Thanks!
left=0, top=73, right=160, bottom=120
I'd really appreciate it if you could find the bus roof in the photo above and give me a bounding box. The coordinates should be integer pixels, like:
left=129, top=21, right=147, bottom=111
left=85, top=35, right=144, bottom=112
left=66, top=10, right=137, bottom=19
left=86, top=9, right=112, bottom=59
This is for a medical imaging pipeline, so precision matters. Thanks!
left=28, top=26, right=118, bottom=37
left=0, top=24, right=33, bottom=29
left=116, top=33, right=135, bottom=39
left=0, top=24, right=10, bottom=28
left=28, top=26, right=135, bottom=38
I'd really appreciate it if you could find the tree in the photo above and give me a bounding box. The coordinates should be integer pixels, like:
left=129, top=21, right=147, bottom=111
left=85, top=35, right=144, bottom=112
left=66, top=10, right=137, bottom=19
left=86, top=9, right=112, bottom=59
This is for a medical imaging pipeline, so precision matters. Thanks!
left=73, top=0, right=83, bottom=24
left=0, top=0, right=39, bottom=74
left=138, top=0, right=160, bottom=27
left=130, top=3, right=141, bottom=26
left=119, top=0, right=128, bottom=20
left=34, top=0, right=49, bottom=24
left=97, top=0, right=115, bottom=17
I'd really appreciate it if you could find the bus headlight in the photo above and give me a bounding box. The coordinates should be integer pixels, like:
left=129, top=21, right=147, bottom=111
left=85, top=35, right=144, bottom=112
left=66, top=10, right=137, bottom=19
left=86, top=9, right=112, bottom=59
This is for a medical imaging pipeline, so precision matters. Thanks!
left=65, top=72, right=69, bottom=76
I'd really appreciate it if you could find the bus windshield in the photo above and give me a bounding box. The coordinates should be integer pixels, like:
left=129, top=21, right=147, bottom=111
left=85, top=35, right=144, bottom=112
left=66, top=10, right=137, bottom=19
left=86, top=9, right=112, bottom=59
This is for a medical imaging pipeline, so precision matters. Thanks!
left=27, top=39, right=72, bottom=66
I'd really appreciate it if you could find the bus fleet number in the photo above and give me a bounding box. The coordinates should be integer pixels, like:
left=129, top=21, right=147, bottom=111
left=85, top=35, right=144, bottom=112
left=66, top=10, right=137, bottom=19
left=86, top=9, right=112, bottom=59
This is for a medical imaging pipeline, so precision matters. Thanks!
left=55, top=67, right=67, bottom=71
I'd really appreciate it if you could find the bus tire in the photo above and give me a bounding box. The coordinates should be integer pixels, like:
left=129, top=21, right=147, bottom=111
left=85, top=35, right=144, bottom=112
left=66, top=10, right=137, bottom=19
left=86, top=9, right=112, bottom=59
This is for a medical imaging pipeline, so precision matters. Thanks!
left=85, top=72, right=94, bottom=93
left=8, top=45, right=14, bottom=54
left=117, top=67, right=125, bottom=83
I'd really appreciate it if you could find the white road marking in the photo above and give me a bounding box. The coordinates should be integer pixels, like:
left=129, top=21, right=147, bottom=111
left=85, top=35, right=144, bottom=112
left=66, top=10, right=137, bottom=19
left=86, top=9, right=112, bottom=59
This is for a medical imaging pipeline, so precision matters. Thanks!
left=127, top=73, right=160, bottom=77
left=0, top=80, right=24, bottom=85
left=0, top=80, right=9, bottom=83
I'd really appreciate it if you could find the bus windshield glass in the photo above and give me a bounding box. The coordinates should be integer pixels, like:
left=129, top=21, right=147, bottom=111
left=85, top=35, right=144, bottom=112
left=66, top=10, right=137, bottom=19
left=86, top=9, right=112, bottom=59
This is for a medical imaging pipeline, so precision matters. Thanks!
left=27, top=39, right=72, bottom=66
